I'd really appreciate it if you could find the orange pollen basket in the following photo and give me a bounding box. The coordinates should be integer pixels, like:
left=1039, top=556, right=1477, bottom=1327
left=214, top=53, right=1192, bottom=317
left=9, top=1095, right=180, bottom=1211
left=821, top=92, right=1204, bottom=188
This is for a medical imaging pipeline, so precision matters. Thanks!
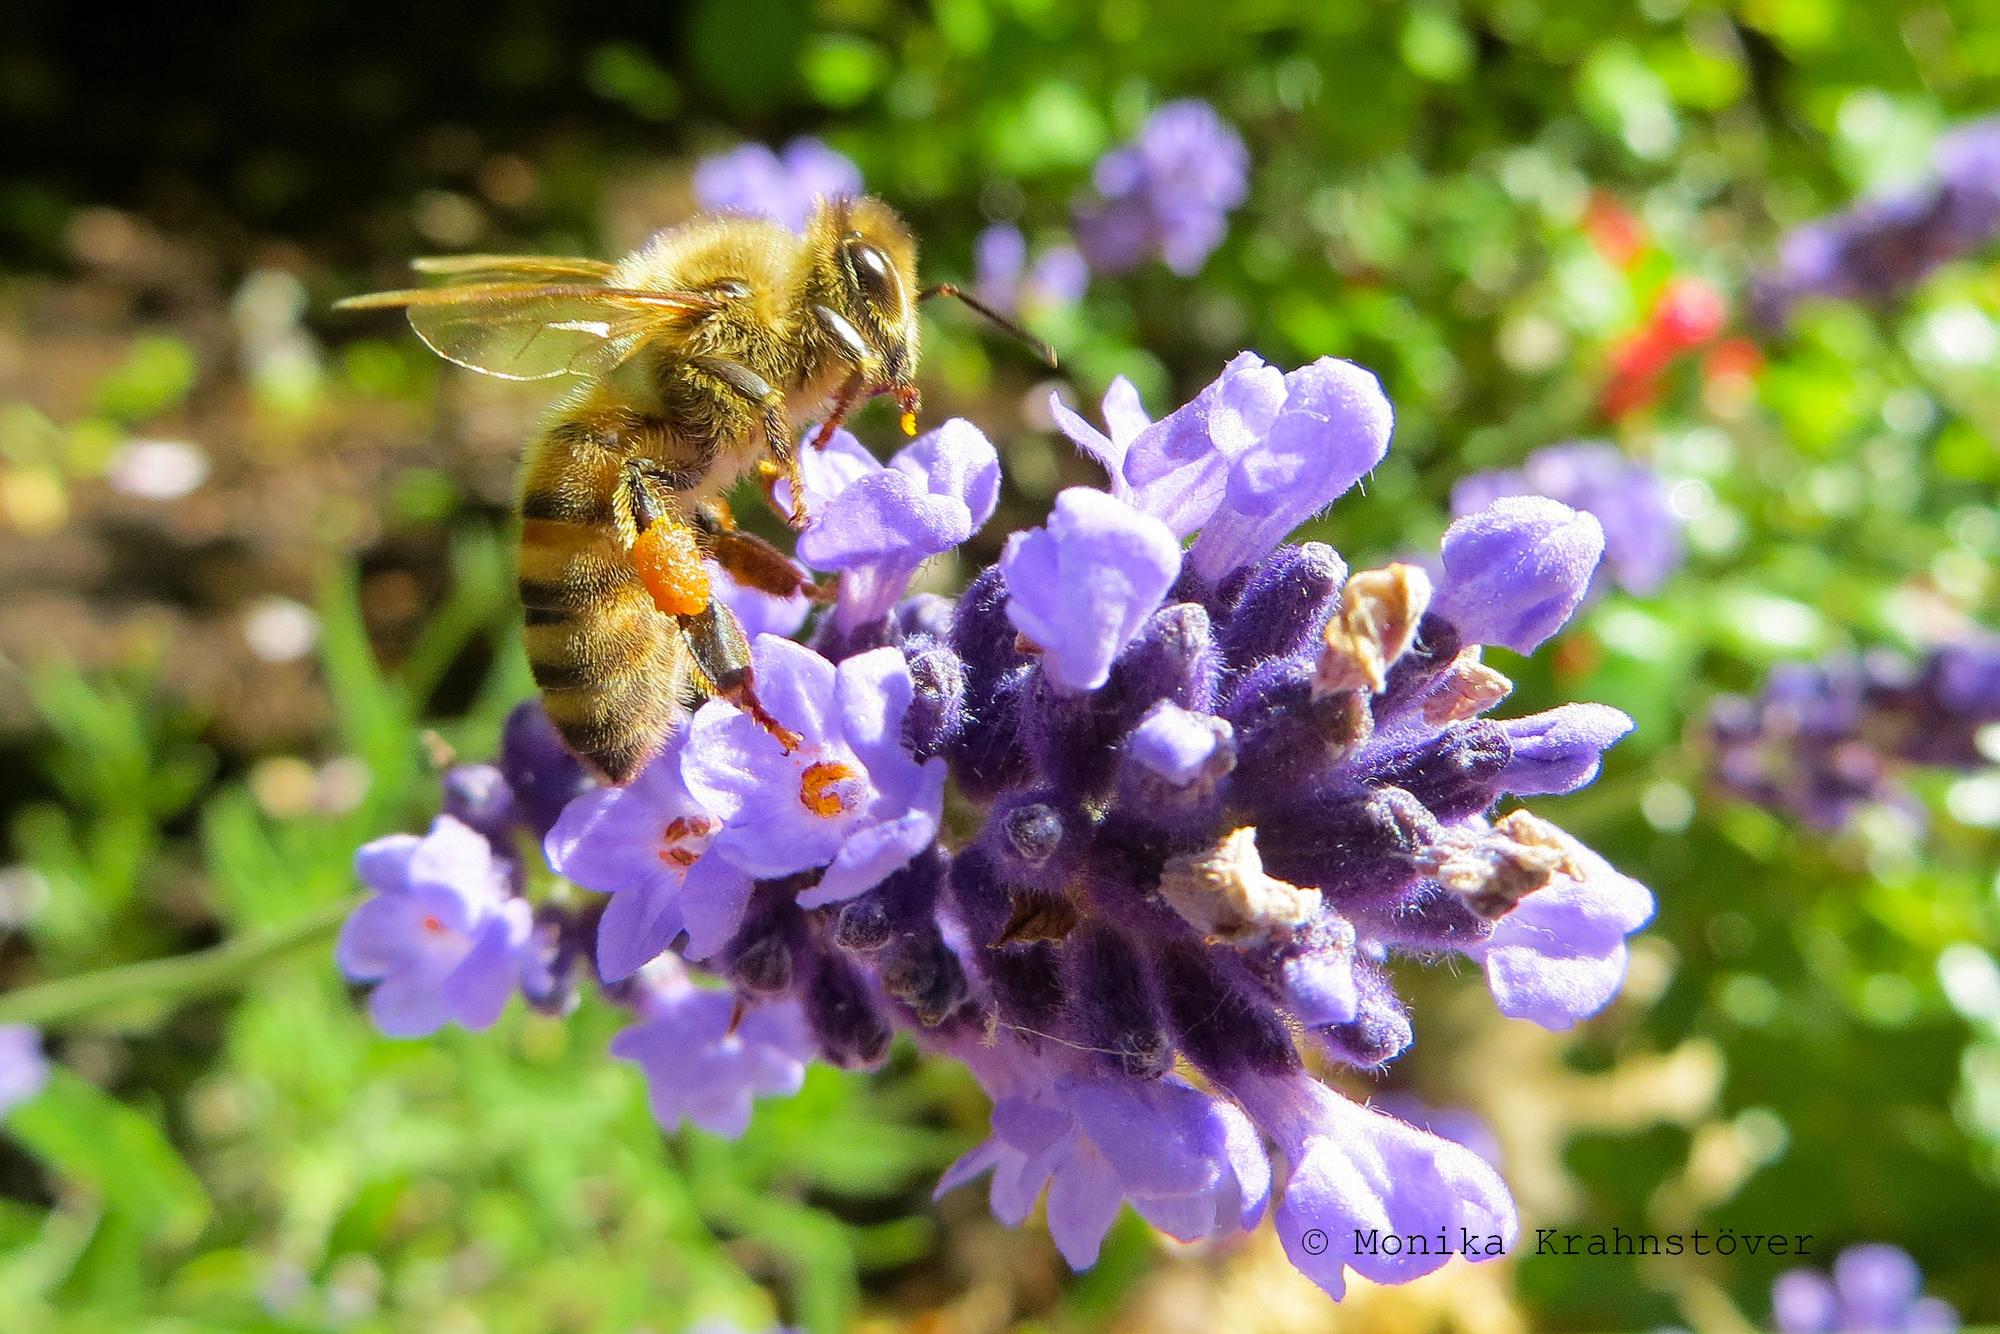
left=799, top=760, right=859, bottom=818
left=631, top=522, right=710, bottom=618
left=656, top=847, right=701, bottom=869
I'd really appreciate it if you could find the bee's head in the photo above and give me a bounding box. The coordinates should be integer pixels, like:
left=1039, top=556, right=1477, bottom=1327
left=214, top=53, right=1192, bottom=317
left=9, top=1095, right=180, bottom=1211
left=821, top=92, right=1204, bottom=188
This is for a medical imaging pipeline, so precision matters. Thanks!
left=805, top=195, right=924, bottom=432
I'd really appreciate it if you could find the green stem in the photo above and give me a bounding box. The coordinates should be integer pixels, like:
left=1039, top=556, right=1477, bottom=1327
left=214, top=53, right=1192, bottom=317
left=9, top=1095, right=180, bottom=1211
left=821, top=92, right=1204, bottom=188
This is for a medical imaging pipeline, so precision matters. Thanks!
left=0, top=898, right=356, bottom=1028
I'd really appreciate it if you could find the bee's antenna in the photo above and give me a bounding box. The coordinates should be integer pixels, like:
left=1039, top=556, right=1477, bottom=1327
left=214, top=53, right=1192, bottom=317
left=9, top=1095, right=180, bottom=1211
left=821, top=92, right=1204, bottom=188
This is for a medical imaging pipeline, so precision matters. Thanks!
left=921, top=283, right=1059, bottom=370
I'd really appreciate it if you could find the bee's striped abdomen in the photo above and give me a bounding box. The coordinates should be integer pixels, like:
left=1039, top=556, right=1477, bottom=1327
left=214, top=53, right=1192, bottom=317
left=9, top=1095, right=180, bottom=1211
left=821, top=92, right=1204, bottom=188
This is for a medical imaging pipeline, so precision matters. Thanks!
left=517, top=419, right=692, bottom=783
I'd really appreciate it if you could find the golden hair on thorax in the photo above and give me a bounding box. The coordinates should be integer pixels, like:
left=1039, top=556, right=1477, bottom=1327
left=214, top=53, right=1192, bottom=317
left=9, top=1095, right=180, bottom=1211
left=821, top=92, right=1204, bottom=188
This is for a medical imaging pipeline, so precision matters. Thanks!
left=338, top=193, right=1052, bottom=782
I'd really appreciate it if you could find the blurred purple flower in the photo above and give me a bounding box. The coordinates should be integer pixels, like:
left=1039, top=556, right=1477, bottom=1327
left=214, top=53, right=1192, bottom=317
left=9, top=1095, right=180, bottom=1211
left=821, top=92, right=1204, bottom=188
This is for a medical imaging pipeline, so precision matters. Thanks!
left=692, top=137, right=861, bottom=234
left=683, top=637, right=947, bottom=907
left=1710, top=638, right=2000, bottom=830
left=1754, top=114, right=2000, bottom=326
left=545, top=734, right=754, bottom=979
left=974, top=224, right=1088, bottom=315
left=0, top=1024, right=50, bottom=1114
left=1075, top=99, right=1250, bottom=276
left=1773, top=1243, right=1959, bottom=1334
left=610, top=960, right=814, bottom=1137
left=1451, top=443, right=1682, bottom=597
left=790, top=421, right=1001, bottom=633
left=340, top=817, right=537, bottom=1036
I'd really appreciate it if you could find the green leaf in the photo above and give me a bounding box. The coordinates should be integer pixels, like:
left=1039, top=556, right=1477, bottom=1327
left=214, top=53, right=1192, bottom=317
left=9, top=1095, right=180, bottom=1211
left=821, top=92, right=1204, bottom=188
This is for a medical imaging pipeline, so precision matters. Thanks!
left=8, top=1071, right=211, bottom=1246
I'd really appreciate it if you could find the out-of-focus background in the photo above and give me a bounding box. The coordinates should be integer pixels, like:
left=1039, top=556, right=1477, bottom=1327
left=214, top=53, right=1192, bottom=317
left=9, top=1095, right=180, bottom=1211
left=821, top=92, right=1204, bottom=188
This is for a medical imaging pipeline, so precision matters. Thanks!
left=2, top=2, right=1997, bottom=1330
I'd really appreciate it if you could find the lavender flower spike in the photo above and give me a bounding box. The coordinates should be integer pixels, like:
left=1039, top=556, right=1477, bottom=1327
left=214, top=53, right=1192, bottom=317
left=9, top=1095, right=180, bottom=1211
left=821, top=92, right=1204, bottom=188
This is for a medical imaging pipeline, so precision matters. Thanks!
left=692, top=137, right=862, bottom=234
left=1753, top=114, right=2000, bottom=326
left=0, top=1024, right=50, bottom=1115
left=337, top=343, right=1653, bottom=1302
left=339, top=816, right=536, bottom=1037
left=1709, top=638, right=2000, bottom=830
left=683, top=636, right=947, bottom=908
left=790, top=422, right=1001, bottom=634
left=1000, top=487, right=1183, bottom=692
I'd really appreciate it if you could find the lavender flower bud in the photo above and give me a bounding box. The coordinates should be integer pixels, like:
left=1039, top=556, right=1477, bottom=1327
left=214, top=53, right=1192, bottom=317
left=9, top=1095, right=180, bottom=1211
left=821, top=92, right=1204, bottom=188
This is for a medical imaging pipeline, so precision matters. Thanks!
left=1221, top=542, right=1347, bottom=669
left=1066, top=923, right=1174, bottom=1079
left=441, top=763, right=519, bottom=846
left=1312, top=956, right=1412, bottom=1069
left=500, top=701, right=593, bottom=837
left=880, top=933, right=970, bottom=1028
left=803, top=949, right=892, bottom=1069
left=1432, top=498, right=1604, bottom=655
left=902, top=642, right=967, bottom=761
left=1157, top=940, right=1301, bottom=1082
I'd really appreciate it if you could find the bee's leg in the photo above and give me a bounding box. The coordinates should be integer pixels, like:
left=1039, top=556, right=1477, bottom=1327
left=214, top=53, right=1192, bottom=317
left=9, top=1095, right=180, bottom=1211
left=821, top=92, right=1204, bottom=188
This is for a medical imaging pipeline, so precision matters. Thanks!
left=690, top=501, right=837, bottom=604
left=808, top=369, right=866, bottom=451
left=623, top=461, right=713, bottom=618
left=679, top=598, right=803, bottom=753
left=622, top=463, right=801, bottom=751
left=686, top=355, right=807, bottom=532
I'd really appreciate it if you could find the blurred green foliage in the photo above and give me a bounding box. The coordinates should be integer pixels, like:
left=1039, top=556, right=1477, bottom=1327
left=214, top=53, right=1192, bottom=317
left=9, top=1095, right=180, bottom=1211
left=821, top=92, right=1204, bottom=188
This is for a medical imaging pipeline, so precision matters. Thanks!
left=3, top=0, right=1999, bottom=1330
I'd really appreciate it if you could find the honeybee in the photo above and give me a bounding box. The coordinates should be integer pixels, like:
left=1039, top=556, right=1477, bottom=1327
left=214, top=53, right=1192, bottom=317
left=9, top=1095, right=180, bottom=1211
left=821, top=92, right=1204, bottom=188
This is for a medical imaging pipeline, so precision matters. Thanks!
left=340, top=195, right=1050, bottom=783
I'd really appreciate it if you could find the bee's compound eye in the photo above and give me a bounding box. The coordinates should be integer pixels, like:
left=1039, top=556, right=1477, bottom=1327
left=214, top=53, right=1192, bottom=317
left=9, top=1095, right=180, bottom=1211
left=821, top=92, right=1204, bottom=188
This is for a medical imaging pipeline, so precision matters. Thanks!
left=846, top=241, right=898, bottom=303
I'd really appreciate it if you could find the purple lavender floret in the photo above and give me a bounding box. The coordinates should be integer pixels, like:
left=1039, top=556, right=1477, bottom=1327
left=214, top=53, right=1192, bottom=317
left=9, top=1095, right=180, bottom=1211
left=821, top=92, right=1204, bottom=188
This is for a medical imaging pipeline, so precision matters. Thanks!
left=0, top=1024, right=50, bottom=1114
left=1753, top=115, right=2000, bottom=327
left=340, top=817, right=539, bottom=1036
left=1074, top=99, right=1249, bottom=276
left=786, top=421, right=1001, bottom=637
left=1049, top=351, right=1393, bottom=583
left=340, top=350, right=1653, bottom=1299
left=1708, top=637, right=2000, bottom=829
left=683, top=637, right=948, bottom=909
left=1452, top=443, right=1683, bottom=597
left=692, top=137, right=862, bottom=234
left=1773, top=1243, right=1959, bottom=1334
left=936, top=1054, right=1270, bottom=1268
left=610, top=957, right=814, bottom=1137
left=545, top=733, right=753, bottom=979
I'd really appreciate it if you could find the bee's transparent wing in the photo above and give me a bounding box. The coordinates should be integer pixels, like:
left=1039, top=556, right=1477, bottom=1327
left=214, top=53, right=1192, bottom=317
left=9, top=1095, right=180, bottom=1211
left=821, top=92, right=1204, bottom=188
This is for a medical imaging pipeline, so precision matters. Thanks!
left=334, top=283, right=725, bottom=381
left=409, top=254, right=619, bottom=282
